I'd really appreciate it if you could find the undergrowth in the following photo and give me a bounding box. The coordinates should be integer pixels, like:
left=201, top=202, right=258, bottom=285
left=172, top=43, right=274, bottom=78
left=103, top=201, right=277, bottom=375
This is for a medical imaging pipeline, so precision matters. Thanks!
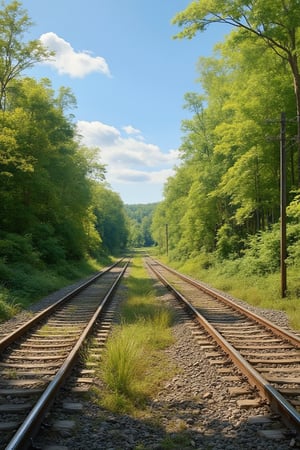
left=0, top=255, right=112, bottom=322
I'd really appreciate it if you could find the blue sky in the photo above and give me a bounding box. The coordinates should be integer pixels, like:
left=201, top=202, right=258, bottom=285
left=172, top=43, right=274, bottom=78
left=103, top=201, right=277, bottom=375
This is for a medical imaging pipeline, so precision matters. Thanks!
left=21, top=0, right=229, bottom=204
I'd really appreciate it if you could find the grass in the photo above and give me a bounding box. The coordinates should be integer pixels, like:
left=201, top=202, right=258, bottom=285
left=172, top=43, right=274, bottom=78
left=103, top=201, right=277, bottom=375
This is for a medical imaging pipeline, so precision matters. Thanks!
left=0, top=255, right=112, bottom=323
left=0, top=289, right=20, bottom=320
left=103, top=327, right=141, bottom=396
left=93, top=256, right=176, bottom=415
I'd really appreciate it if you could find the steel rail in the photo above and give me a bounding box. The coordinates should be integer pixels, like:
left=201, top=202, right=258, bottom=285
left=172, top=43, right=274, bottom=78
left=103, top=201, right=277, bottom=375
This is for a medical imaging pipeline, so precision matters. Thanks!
left=147, top=259, right=300, bottom=437
left=149, top=258, right=300, bottom=348
left=0, top=259, right=123, bottom=353
left=5, top=260, right=129, bottom=450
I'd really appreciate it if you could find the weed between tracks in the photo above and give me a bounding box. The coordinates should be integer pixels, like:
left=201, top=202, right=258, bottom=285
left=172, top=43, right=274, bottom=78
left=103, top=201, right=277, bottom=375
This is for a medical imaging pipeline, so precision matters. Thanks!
left=92, top=256, right=177, bottom=415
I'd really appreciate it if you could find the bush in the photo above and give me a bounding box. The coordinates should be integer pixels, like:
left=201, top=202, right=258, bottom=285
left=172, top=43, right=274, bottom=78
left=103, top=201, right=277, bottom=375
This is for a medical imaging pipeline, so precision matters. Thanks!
left=30, top=223, right=66, bottom=264
left=216, top=223, right=242, bottom=260
left=0, top=258, right=14, bottom=286
left=241, top=225, right=280, bottom=275
left=0, top=232, right=40, bottom=265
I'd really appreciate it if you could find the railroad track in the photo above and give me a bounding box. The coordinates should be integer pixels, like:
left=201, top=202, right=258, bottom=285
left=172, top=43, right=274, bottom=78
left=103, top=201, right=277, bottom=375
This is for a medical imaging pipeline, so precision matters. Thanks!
left=146, top=257, right=300, bottom=439
left=0, top=259, right=129, bottom=450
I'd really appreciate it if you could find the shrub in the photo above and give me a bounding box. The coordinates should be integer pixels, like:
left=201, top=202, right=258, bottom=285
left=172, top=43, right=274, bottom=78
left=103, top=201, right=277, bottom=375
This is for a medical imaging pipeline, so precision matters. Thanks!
left=30, top=223, right=66, bottom=264
left=102, top=328, right=141, bottom=396
left=241, top=225, right=280, bottom=275
left=0, top=232, right=40, bottom=265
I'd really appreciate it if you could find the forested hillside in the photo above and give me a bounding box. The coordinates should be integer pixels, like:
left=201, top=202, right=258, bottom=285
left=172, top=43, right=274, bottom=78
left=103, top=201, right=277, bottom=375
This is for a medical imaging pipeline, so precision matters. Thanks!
left=125, top=203, right=158, bottom=247
left=0, top=1, right=128, bottom=315
left=2, top=0, right=300, bottom=321
left=152, top=1, right=300, bottom=291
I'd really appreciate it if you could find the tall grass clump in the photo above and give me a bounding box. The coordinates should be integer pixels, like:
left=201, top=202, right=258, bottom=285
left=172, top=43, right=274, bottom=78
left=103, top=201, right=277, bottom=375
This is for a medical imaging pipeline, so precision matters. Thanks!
left=96, top=256, right=176, bottom=414
left=0, top=289, right=20, bottom=321
left=103, top=327, right=141, bottom=396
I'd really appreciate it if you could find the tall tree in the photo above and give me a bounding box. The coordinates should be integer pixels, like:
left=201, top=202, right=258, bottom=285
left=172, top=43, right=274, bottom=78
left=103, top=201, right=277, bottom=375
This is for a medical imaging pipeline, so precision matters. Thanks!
left=93, top=185, right=128, bottom=253
left=0, top=0, right=50, bottom=110
left=153, top=25, right=296, bottom=261
left=172, top=0, right=300, bottom=184
left=0, top=76, right=99, bottom=260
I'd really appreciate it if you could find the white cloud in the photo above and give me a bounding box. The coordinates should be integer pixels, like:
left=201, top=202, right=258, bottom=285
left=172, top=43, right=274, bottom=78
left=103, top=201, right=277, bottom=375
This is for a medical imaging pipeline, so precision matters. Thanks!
left=39, top=32, right=111, bottom=78
left=77, top=121, right=120, bottom=146
left=110, top=168, right=152, bottom=183
left=122, top=125, right=142, bottom=135
left=76, top=120, right=179, bottom=193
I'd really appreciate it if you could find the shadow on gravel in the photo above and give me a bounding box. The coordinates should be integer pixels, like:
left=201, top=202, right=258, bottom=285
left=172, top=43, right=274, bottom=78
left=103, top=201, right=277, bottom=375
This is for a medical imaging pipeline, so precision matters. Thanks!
left=48, top=397, right=292, bottom=450
left=195, top=308, right=245, bottom=325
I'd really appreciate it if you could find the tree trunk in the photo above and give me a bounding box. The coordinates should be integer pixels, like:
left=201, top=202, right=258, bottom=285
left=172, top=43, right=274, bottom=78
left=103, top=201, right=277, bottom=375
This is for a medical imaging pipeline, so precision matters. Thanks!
left=288, top=53, right=300, bottom=186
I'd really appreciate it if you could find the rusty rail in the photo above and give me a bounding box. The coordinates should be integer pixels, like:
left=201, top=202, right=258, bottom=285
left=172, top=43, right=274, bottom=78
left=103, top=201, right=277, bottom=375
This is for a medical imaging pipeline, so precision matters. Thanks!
left=4, top=260, right=128, bottom=450
left=146, top=258, right=300, bottom=437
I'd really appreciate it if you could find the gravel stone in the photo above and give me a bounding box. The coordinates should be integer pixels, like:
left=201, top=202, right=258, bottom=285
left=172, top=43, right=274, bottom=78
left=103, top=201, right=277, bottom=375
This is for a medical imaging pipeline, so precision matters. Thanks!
left=2, top=270, right=300, bottom=449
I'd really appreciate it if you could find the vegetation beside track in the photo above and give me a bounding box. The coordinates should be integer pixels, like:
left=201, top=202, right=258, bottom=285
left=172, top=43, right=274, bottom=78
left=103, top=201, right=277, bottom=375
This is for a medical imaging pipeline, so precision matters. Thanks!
left=0, top=255, right=112, bottom=322
left=0, top=2, right=129, bottom=323
left=93, top=256, right=177, bottom=415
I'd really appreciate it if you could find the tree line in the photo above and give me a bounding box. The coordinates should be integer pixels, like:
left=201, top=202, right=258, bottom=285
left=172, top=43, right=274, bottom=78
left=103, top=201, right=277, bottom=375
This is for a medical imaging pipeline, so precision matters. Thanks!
left=0, top=0, right=128, bottom=286
left=151, top=0, right=300, bottom=274
left=126, top=203, right=157, bottom=248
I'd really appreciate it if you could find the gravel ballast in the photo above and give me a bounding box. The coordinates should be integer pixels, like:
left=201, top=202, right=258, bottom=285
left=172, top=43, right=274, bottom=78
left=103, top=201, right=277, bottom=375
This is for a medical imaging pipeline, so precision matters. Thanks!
left=1, top=268, right=299, bottom=449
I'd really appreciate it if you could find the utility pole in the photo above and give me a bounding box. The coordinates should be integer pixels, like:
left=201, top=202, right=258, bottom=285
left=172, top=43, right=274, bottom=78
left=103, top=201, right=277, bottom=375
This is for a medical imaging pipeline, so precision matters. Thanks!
left=165, top=223, right=169, bottom=257
left=280, top=112, right=287, bottom=298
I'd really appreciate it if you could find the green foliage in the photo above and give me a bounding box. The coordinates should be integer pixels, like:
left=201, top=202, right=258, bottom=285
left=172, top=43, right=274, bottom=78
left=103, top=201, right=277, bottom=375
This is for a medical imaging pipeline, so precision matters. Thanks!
left=153, top=5, right=300, bottom=274
left=93, top=184, right=128, bottom=253
left=241, top=226, right=280, bottom=275
left=160, top=433, right=192, bottom=449
left=125, top=203, right=157, bottom=247
left=172, top=0, right=300, bottom=70
left=151, top=165, right=193, bottom=258
left=215, top=223, right=242, bottom=260
left=29, top=223, right=66, bottom=264
left=0, top=1, right=131, bottom=317
left=0, top=0, right=52, bottom=110
left=0, top=252, right=107, bottom=321
left=0, top=232, right=40, bottom=265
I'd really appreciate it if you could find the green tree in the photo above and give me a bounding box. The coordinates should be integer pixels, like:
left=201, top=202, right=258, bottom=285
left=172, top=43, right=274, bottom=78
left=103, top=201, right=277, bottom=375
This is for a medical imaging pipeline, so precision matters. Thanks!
left=0, top=76, right=102, bottom=261
left=208, top=35, right=292, bottom=233
left=93, top=185, right=128, bottom=253
left=0, top=0, right=130, bottom=284
left=173, top=0, right=300, bottom=184
left=0, top=0, right=51, bottom=110
left=127, top=217, right=144, bottom=248
left=153, top=19, right=296, bottom=261
left=125, top=203, right=157, bottom=247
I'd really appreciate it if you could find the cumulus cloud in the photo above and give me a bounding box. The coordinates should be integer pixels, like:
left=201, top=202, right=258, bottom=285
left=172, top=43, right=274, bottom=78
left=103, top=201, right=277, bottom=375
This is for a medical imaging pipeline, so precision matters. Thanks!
left=76, top=120, right=179, bottom=187
left=77, top=121, right=120, bottom=146
left=39, top=32, right=111, bottom=78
